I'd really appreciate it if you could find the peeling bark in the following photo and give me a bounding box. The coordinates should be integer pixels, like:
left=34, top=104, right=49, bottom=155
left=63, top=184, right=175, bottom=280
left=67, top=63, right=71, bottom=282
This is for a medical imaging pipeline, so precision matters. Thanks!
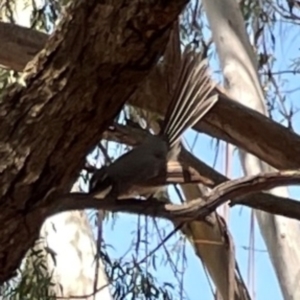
left=0, top=0, right=188, bottom=282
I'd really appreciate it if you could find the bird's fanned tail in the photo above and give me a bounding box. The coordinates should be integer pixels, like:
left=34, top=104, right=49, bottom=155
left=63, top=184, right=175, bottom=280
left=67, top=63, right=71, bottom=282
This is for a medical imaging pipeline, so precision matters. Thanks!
left=161, top=49, right=218, bottom=148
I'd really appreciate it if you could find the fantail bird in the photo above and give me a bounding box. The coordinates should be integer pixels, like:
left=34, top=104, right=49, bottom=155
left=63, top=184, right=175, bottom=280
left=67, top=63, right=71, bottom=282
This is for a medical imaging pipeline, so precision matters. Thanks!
left=89, top=48, right=218, bottom=200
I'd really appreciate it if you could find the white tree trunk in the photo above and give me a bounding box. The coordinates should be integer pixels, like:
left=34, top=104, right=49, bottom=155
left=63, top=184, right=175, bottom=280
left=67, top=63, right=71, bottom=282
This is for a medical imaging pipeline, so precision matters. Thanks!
left=164, top=26, right=249, bottom=300
left=1, top=2, right=113, bottom=298
left=40, top=182, right=112, bottom=299
left=202, top=0, right=300, bottom=299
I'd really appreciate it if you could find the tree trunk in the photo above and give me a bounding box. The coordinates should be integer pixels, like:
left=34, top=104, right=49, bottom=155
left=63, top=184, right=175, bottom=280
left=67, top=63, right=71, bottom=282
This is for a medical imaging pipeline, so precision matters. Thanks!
left=202, top=0, right=300, bottom=299
left=0, top=0, right=188, bottom=282
left=0, top=1, right=113, bottom=297
left=40, top=182, right=113, bottom=299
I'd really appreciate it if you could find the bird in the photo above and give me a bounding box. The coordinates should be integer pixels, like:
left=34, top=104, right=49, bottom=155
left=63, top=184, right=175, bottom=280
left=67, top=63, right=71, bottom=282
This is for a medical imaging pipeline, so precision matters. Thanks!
left=89, top=48, right=218, bottom=200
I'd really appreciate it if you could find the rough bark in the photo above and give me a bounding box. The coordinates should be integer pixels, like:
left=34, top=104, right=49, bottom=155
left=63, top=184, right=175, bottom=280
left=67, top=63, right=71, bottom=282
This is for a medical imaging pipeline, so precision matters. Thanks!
left=0, top=0, right=188, bottom=282
left=202, top=0, right=300, bottom=299
left=1, top=2, right=113, bottom=298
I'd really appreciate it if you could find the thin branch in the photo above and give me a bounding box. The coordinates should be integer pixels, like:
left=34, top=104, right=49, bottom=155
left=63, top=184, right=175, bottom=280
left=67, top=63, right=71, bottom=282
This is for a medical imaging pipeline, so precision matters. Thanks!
left=48, top=170, right=300, bottom=222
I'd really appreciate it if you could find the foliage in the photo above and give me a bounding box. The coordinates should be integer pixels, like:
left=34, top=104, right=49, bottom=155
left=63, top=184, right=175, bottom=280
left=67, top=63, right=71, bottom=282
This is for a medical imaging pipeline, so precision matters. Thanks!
left=0, top=246, right=56, bottom=300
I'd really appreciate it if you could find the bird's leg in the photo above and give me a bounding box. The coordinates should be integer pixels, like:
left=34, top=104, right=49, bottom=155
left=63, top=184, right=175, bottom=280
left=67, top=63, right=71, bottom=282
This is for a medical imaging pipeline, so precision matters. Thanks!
left=104, top=181, right=128, bottom=202
left=145, top=193, right=156, bottom=202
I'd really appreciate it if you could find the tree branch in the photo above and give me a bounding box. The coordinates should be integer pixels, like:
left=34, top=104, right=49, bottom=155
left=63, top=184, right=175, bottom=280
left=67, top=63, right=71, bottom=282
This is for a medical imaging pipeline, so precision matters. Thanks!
left=103, top=122, right=300, bottom=219
left=199, top=170, right=300, bottom=218
left=44, top=170, right=300, bottom=222
left=0, top=22, right=47, bottom=71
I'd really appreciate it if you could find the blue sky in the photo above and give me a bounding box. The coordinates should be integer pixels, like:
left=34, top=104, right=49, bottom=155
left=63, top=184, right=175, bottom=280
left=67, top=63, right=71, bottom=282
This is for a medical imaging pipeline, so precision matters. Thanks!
left=95, top=7, right=300, bottom=300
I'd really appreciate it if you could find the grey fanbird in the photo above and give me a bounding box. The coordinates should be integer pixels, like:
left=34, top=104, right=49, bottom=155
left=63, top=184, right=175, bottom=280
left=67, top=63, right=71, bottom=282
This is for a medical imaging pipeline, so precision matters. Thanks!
left=89, top=49, right=218, bottom=200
